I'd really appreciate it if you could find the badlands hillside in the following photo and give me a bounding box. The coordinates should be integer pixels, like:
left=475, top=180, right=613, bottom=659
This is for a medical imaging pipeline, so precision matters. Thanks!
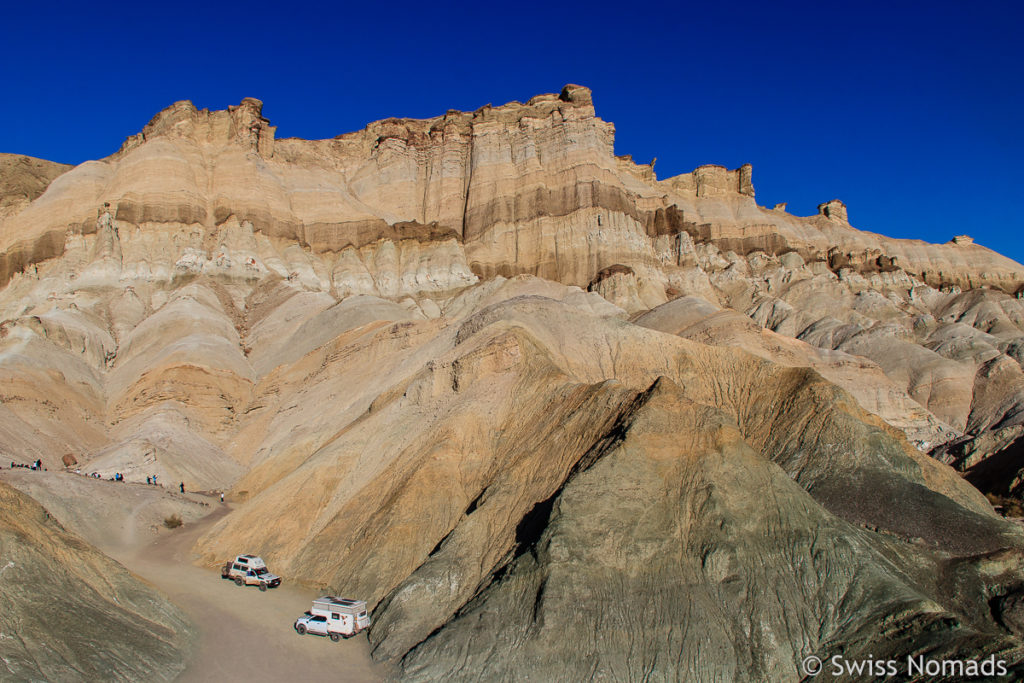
left=1, top=85, right=1024, bottom=680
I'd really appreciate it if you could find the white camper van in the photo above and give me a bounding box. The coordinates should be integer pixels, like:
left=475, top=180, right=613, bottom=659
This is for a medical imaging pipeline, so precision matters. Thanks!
left=294, top=596, right=370, bottom=640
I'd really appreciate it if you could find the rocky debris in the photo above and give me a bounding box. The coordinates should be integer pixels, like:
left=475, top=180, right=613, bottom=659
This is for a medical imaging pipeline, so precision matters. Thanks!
left=0, top=481, right=193, bottom=681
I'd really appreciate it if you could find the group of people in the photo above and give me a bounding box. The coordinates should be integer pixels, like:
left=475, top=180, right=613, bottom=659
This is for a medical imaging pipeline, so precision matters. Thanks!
left=8, top=459, right=45, bottom=471
left=73, top=469, right=175, bottom=489
left=9, top=458, right=205, bottom=501
left=64, top=468, right=161, bottom=485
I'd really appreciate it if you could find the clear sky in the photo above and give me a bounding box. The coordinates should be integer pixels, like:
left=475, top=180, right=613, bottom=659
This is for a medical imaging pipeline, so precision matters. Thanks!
left=3, top=0, right=1021, bottom=264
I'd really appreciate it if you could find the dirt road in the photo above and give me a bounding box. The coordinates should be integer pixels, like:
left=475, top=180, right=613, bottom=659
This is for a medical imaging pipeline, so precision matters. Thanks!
left=110, top=501, right=391, bottom=682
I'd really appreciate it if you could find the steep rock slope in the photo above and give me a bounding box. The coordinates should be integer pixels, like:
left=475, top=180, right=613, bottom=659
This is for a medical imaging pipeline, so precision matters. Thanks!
left=0, top=88, right=1019, bottom=485
left=184, top=288, right=1024, bottom=678
left=401, top=379, right=1024, bottom=681
left=0, top=153, right=72, bottom=221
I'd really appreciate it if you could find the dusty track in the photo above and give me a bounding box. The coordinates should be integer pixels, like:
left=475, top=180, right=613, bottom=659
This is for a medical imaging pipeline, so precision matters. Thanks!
left=109, top=500, right=389, bottom=682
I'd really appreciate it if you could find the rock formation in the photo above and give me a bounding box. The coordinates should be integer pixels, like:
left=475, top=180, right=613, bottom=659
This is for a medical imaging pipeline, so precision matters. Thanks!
left=1, top=86, right=1023, bottom=680
left=2, top=86, right=1021, bottom=296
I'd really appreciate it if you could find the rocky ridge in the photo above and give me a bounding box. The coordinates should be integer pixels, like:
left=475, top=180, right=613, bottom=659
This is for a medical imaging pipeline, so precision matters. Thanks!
left=2, top=87, right=1021, bottom=297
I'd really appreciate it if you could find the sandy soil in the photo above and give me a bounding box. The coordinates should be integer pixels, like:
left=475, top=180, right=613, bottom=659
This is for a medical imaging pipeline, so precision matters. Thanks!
left=0, top=470, right=389, bottom=682
left=109, top=502, right=391, bottom=682
left=0, top=470, right=213, bottom=553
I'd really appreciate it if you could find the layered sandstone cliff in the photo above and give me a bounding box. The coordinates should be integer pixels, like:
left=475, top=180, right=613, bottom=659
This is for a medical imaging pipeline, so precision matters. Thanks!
left=2, top=87, right=1020, bottom=299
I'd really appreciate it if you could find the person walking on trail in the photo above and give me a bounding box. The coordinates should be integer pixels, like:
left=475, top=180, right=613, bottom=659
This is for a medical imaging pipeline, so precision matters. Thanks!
left=220, top=492, right=225, bottom=503
left=179, top=482, right=185, bottom=493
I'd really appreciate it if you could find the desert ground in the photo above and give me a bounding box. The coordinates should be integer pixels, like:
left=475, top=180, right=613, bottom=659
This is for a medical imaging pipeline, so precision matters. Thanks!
left=0, top=469, right=388, bottom=681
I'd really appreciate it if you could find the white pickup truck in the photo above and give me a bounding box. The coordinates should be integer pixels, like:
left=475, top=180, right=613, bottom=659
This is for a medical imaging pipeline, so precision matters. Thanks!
left=294, top=596, right=370, bottom=641
left=220, top=554, right=281, bottom=591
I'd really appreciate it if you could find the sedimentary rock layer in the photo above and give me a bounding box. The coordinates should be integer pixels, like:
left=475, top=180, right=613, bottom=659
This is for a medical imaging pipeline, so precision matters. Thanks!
left=2, top=88, right=1020, bottom=295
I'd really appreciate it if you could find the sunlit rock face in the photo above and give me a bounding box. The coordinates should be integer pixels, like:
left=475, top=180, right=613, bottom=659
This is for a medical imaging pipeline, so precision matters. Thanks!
left=2, top=87, right=1024, bottom=680
left=4, top=86, right=1022, bottom=294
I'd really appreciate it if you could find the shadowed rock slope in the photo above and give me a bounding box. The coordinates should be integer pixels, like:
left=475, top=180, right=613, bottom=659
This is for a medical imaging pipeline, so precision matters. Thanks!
left=0, top=481, right=193, bottom=681
left=400, top=379, right=1024, bottom=681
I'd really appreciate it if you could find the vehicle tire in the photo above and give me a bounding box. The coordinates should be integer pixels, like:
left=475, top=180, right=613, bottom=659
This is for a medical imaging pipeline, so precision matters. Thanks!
left=259, top=583, right=267, bottom=592
left=296, top=624, right=306, bottom=635
left=330, top=633, right=340, bottom=642
left=234, top=577, right=243, bottom=586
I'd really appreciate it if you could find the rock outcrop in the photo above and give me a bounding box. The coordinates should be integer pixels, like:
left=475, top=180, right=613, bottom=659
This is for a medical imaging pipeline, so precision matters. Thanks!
left=0, top=154, right=72, bottom=221
left=401, top=378, right=1024, bottom=681
left=1, top=87, right=1021, bottom=295
left=1, top=87, right=1023, bottom=681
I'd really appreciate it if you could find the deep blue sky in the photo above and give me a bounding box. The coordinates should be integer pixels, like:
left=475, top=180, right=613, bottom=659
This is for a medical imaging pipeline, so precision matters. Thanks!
left=3, top=1, right=1021, bottom=264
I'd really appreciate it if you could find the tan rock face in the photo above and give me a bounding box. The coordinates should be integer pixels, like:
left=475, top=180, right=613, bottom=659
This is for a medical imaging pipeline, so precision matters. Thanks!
left=3, top=87, right=1020, bottom=295
left=2, top=88, right=1024, bottom=680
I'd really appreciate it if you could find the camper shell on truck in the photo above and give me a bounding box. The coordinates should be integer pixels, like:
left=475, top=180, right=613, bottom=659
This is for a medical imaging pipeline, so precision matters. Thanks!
left=310, top=596, right=370, bottom=636
left=220, top=554, right=281, bottom=590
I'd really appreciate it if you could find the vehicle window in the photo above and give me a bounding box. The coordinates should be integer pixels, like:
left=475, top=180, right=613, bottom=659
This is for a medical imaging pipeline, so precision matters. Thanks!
left=255, top=567, right=268, bottom=575
left=359, top=611, right=366, bottom=617
left=313, top=616, right=326, bottom=622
